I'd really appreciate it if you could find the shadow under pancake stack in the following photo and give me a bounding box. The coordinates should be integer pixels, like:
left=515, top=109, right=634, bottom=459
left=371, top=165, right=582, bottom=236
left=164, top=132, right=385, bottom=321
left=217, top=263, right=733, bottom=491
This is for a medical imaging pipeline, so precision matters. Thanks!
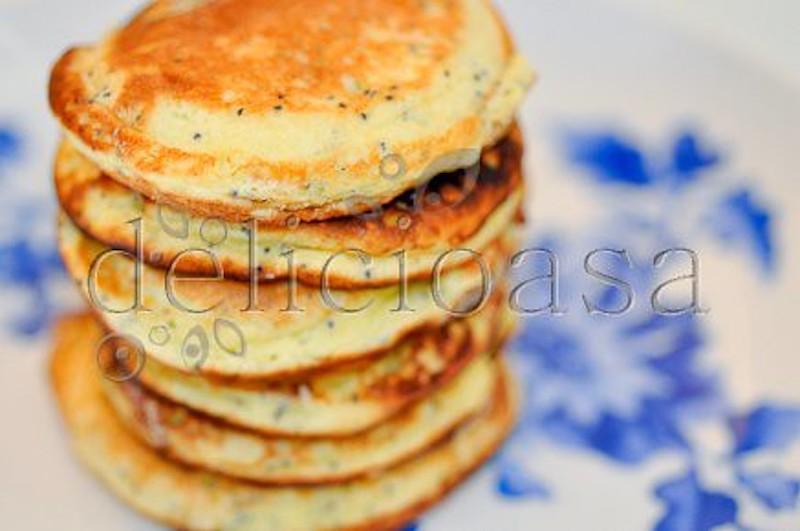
left=47, top=0, right=534, bottom=529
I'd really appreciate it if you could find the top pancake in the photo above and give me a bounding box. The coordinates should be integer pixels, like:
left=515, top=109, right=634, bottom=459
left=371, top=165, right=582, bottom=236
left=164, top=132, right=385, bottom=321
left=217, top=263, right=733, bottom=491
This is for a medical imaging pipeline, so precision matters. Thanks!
left=55, top=125, right=524, bottom=288
left=49, top=0, right=534, bottom=223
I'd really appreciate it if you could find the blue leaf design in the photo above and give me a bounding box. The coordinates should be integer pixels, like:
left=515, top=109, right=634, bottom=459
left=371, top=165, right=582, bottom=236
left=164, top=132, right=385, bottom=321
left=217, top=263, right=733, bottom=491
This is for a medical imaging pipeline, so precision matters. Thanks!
left=640, top=316, right=720, bottom=407
left=0, top=237, right=65, bottom=336
left=538, top=402, right=687, bottom=465
left=496, top=461, right=550, bottom=499
left=711, top=189, right=775, bottom=274
left=654, top=471, right=738, bottom=531
left=515, top=323, right=591, bottom=379
left=0, top=125, right=23, bottom=167
left=399, top=522, right=419, bottom=531
left=564, top=131, right=654, bottom=186
left=737, top=470, right=800, bottom=511
left=588, top=404, right=687, bottom=464
left=731, top=404, right=800, bottom=455
left=669, top=131, right=721, bottom=188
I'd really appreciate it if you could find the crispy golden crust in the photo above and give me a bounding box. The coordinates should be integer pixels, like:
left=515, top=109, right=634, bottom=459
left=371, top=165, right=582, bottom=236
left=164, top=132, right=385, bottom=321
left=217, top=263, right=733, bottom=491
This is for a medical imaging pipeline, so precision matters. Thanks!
left=50, top=312, right=517, bottom=531
left=49, top=0, right=534, bottom=222
left=100, top=0, right=467, bottom=115
left=104, top=291, right=513, bottom=437
left=55, top=125, right=524, bottom=288
left=104, top=351, right=498, bottom=485
left=58, top=213, right=519, bottom=378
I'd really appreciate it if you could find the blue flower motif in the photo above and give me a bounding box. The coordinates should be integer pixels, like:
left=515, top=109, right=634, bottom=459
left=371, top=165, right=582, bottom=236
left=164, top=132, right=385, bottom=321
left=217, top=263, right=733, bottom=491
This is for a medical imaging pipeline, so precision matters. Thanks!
left=562, top=128, right=722, bottom=191
left=737, top=470, right=800, bottom=511
left=563, top=130, right=653, bottom=186
left=492, top=124, right=790, bottom=530
left=710, top=189, right=776, bottom=274
left=0, top=236, right=65, bottom=335
left=0, top=126, right=71, bottom=336
left=653, top=471, right=738, bottom=531
left=669, top=131, right=721, bottom=188
left=509, top=226, right=721, bottom=466
left=514, top=313, right=698, bottom=464
left=495, top=460, right=550, bottom=499
left=0, top=125, right=23, bottom=169
left=731, top=404, right=800, bottom=455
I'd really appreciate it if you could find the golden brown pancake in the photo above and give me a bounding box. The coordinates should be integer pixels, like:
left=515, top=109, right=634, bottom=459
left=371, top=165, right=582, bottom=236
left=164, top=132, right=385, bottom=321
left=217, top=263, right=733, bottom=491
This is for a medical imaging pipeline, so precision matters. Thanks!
left=58, top=214, right=518, bottom=378
left=105, top=350, right=498, bottom=485
left=49, top=0, right=534, bottom=223
left=103, top=292, right=514, bottom=436
left=50, top=313, right=518, bottom=530
left=55, top=125, right=524, bottom=288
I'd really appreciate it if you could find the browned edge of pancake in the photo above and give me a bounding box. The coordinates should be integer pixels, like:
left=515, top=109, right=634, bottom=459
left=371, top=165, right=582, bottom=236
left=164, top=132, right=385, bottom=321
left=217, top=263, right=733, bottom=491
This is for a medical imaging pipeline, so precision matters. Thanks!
left=55, top=124, right=524, bottom=289
left=106, top=354, right=504, bottom=486
left=49, top=7, right=519, bottom=228
left=59, top=214, right=518, bottom=380
left=49, top=312, right=518, bottom=530
left=102, top=289, right=513, bottom=438
left=341, top=392, right=515, bottom=531
left=153, top=284, right=506, bottom=387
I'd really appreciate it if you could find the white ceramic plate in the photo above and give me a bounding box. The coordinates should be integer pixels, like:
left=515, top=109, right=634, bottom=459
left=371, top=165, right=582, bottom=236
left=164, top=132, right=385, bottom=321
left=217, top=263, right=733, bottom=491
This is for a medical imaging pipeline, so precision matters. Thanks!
left=0, top=1, right=798, bottom=529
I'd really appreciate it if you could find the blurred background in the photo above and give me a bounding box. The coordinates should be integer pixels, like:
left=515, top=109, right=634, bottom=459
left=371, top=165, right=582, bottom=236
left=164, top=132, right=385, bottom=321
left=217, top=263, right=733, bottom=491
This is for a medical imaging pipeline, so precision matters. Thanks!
left=1, top=1, right=798, bottom=529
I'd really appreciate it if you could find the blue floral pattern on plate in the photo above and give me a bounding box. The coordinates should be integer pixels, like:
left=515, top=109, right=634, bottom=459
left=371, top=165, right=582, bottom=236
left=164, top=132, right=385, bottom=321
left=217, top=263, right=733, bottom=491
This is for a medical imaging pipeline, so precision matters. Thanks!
left=491, top=126, right=799, bottom=530
left=0, top=124, right=67, bottom=336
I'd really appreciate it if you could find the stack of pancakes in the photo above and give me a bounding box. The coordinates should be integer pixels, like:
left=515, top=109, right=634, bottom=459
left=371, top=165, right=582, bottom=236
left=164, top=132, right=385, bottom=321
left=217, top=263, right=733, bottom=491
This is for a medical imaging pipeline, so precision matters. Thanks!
left=47, top=0, right=533, bottom=528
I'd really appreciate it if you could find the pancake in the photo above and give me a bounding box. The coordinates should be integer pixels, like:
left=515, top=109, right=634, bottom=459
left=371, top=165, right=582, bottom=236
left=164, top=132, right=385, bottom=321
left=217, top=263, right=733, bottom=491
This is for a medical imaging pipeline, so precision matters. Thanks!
left=51, top=313, right=517, bottom=530
left=105, top=348, right=498, bottom=485
left=55, top=125, right=524, bottom=288
left=58, top=214, right=517, bottom=378
left=125, top=295, right=513, bottom=436
left=49, top=0, right=534, bottom=223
